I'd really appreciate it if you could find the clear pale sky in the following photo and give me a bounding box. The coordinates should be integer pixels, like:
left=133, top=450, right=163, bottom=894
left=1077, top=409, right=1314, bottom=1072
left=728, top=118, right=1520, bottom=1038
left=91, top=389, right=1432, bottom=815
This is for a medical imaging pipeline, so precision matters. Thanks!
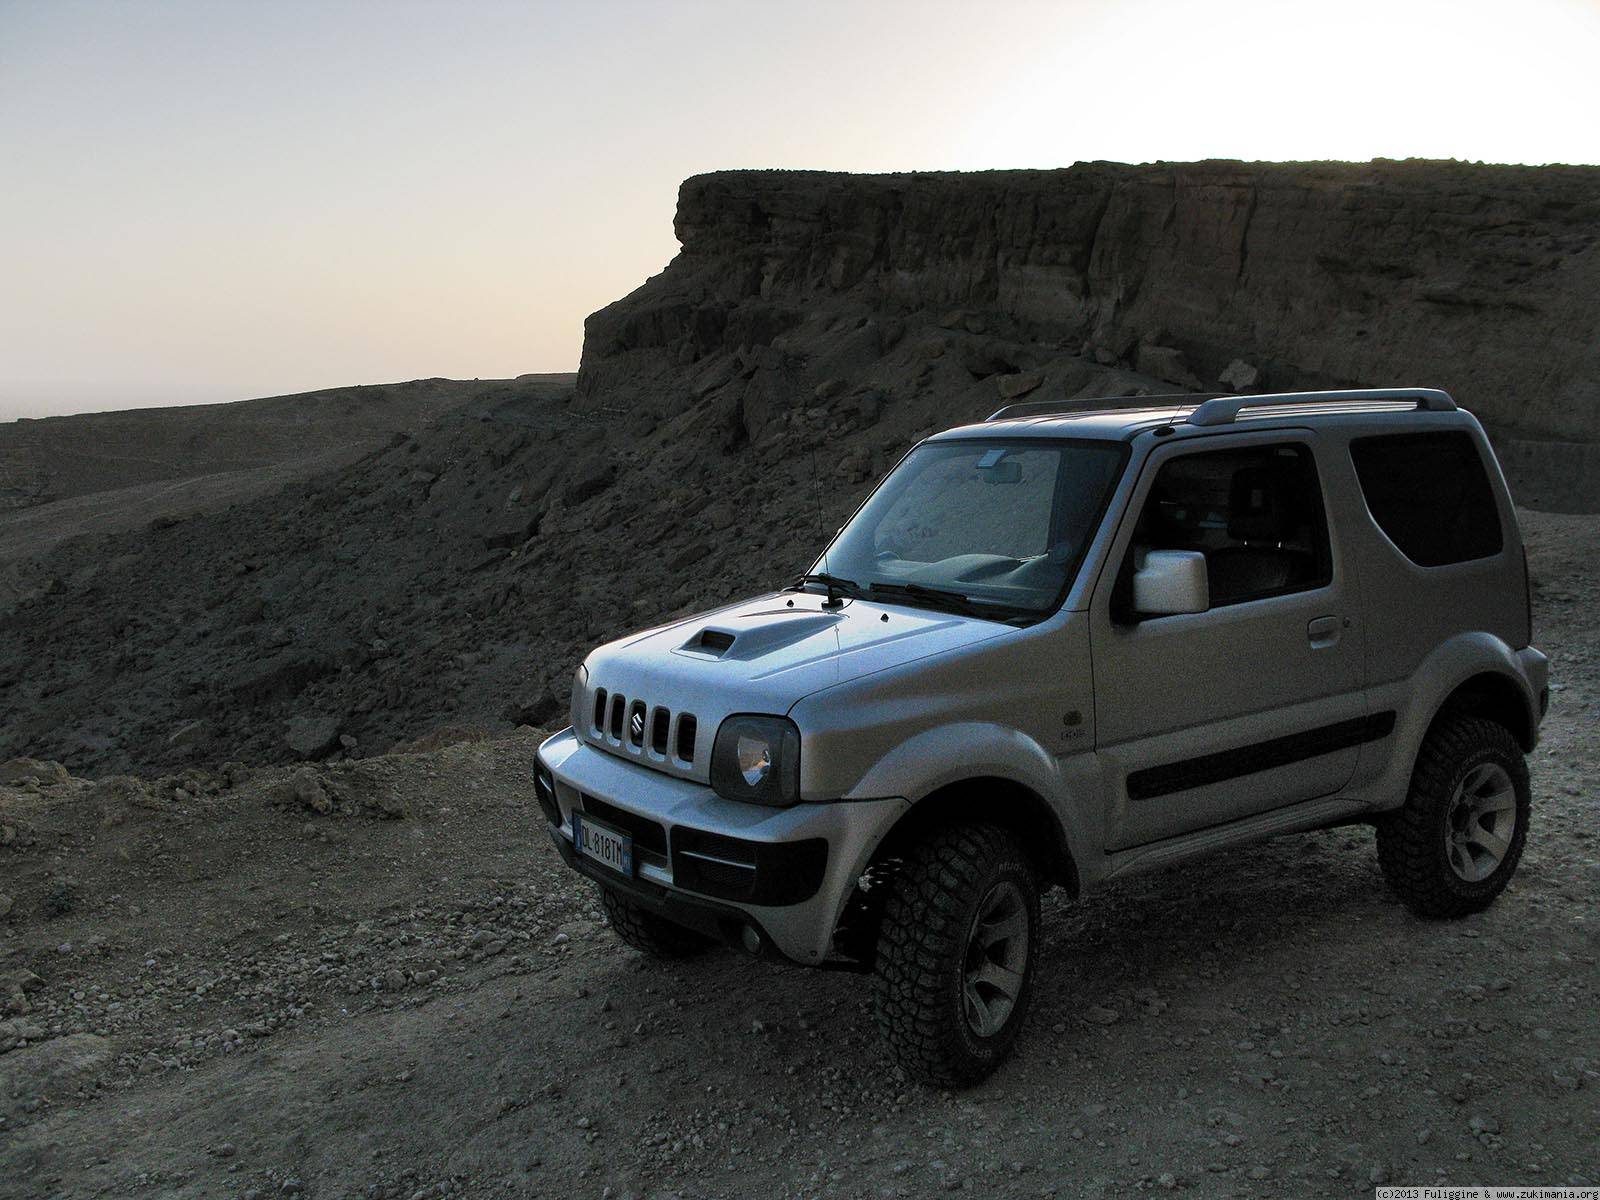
left=4, top=0, right=1599, bottom=419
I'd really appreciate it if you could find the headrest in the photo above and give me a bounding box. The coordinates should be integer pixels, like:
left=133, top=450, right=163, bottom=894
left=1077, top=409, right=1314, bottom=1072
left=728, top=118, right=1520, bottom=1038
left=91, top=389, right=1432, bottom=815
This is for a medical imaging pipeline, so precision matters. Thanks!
left=1227, top=466, right=1298, bottom=542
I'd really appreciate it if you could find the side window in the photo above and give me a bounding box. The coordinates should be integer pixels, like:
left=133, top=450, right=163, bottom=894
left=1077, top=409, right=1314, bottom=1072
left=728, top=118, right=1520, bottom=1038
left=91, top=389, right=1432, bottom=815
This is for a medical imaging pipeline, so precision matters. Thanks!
left=1349, top=432, right=1503, bottom=567
left=1116, top=442, right=1331, bottom=617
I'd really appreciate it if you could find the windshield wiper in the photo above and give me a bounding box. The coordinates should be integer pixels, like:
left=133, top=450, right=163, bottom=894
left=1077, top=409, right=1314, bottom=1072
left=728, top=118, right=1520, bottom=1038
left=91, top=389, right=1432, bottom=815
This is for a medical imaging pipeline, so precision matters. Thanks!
left=865, top=581, right=1009, bottom=619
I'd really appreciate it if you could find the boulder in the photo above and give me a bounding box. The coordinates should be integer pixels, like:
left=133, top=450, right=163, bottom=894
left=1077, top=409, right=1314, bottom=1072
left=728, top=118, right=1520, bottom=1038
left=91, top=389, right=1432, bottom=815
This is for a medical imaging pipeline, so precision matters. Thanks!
left=1, top=968, right=42, bottom=1016
left=701, top=502, right=736, bottom=531
left=500, top=691, right=562, bottom=728
left=284, top=716, right=342, bottom=760
left=562, top=460, right=616, bottom=506
left=481, top=511, right=540, bottom=550
left=1219, top=358, right=1262, bottom=390
left=996, top=370, right=1045, bottom=400
left=288, top=767, right=332, bottom=814
left=1134, top=343, right=1204, bottom=390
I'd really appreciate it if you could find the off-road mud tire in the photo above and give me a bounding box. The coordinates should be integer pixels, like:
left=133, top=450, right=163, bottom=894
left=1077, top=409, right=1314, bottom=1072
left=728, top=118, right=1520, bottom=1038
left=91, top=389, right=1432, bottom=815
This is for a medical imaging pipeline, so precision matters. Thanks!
left=873, top=823, right=1040, bottom=1087
left=1377, top=715, right=1530, bottom=918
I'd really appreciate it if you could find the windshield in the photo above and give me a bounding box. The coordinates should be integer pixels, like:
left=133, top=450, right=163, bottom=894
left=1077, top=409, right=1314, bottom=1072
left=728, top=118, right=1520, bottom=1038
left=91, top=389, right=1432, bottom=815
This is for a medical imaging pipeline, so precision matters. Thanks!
left=806, top=439, right=1127, bottom=620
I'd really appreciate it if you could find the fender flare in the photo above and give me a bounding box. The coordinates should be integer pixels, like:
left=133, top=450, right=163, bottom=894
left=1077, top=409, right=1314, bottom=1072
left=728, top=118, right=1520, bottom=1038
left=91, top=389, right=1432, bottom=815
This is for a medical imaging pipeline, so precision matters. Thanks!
left=840, top=721, right=1093, bottom=894
left=1366, top=632, right=1540, bottom=807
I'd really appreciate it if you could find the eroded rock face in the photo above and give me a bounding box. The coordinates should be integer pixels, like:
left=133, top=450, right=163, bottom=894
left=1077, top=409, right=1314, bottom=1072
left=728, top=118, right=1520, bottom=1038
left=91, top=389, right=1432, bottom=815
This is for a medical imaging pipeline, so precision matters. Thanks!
left=582, top=162, right=1600, bottom=437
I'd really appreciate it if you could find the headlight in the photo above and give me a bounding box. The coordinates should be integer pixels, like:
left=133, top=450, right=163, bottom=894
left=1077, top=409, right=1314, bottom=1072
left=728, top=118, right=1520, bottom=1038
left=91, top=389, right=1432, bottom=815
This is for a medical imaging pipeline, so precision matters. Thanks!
left=710, top=714, right=801, bottom=806
left=569, top=663, right=589, bottom=732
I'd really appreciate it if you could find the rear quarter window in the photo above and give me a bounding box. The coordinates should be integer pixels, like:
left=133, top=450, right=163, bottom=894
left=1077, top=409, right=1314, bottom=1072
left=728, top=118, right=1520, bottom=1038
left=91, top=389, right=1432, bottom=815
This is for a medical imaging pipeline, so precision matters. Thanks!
left=1349, top=431, right=1503, bottom=567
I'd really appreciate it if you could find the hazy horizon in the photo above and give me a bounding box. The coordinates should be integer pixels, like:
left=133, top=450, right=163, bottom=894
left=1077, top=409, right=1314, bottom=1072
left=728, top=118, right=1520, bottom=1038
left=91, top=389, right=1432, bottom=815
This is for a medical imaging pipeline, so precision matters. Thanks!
left=5, top=0, right=1600, bottom=420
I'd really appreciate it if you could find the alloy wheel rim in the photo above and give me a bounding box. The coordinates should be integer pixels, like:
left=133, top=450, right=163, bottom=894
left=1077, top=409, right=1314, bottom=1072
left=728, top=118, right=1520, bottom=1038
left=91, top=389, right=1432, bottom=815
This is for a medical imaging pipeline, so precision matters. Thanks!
left=1445, top=761, right=1517, bottom=883
left=962, top=880, right=1030, bottom=1038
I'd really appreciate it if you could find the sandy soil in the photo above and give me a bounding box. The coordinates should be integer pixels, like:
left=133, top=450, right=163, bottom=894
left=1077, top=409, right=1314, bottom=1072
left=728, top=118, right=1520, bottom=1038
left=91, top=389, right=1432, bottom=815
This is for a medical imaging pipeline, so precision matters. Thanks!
left=1, top=508, right=1596, bottom=1199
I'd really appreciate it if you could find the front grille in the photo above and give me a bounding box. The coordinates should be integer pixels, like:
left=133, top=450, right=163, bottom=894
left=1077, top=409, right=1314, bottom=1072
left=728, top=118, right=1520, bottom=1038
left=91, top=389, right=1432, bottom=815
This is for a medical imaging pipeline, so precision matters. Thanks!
left=588, top=687, right=698, bottom=764
left=579, top=793, right=668, bottom=858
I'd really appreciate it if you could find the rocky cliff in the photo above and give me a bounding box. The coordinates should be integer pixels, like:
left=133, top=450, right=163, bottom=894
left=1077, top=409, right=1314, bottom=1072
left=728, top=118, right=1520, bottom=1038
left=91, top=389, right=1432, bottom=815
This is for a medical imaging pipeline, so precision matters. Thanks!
left=580, top=161, right=1600, bottom=439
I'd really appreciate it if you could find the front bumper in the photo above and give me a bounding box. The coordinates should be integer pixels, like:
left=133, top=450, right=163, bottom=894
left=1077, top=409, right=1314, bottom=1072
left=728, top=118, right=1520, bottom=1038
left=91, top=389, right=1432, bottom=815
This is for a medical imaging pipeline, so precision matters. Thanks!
left=535, top=728, right=908, bottom=964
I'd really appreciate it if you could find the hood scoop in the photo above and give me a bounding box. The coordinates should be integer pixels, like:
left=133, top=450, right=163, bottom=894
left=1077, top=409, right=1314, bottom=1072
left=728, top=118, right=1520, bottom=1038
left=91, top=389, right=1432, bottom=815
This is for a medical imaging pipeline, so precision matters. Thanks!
left=674, top=612, right=842, bottom=662
left=684, top=628, right=737, bottom=657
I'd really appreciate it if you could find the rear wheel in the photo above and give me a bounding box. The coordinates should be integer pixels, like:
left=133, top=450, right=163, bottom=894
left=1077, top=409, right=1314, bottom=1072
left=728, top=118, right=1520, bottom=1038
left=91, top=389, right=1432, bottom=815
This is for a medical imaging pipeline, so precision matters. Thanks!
left=599, top=887, right=713, bottom=958
left=873, top=823, right=1040, bottom=1087
left=1377, top=715, right=1530, bottom=918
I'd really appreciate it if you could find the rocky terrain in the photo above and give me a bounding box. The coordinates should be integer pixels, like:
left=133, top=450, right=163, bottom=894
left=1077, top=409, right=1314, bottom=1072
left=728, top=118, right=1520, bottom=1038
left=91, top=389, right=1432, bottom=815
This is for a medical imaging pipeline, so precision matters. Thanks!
left=5, top=167, right=1600, bottom=776
left=0, top=377, right=535, bottom=518
left=0, top=340, right=1195, bottom=775
left=0, top=507, right=1596, bottom=1199
left=0, top=377, right=575, bottom=570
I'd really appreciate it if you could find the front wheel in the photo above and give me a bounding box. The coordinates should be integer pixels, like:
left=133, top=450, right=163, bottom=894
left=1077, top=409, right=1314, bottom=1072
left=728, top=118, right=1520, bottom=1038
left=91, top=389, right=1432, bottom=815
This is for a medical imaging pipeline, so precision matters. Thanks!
left=1377, top=715, right=1531, bottom=918
left=599, top=887, right=713, bottom=958
left=872, top=823, right=1040, bottom=1087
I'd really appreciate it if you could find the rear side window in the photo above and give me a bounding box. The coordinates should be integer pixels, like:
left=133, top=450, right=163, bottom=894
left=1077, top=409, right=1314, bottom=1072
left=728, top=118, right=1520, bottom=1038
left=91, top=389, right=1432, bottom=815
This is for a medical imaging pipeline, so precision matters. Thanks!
left=1350, top=432, right=1503, bottom=567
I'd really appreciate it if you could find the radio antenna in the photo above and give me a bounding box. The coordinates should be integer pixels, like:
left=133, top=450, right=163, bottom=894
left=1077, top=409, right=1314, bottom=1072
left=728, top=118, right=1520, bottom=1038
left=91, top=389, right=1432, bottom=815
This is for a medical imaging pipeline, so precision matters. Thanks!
left=810, top=446, right=844, bottom=607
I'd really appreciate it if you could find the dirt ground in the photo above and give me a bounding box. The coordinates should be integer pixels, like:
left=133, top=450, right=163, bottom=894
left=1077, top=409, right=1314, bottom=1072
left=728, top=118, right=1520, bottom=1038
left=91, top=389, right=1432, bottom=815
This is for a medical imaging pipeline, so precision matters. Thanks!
left=2, top=507, right=1596, bottom=1199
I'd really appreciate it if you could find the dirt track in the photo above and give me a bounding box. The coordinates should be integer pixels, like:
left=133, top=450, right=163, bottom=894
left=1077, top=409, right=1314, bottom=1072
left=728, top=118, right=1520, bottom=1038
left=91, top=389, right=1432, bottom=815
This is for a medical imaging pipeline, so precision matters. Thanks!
left=2, top=508, right=1597, bottom=1199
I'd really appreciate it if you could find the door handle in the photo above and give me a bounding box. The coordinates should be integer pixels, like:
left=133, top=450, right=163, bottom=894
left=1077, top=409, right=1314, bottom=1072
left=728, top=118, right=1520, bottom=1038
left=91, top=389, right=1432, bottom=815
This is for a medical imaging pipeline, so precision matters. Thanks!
left=1307, top=615, right=1342, bottom=649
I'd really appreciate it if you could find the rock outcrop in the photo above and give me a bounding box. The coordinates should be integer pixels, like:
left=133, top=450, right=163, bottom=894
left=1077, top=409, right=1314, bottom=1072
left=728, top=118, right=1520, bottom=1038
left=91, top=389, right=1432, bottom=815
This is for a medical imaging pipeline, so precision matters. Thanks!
left=580, top=161, right=1600, bottom=438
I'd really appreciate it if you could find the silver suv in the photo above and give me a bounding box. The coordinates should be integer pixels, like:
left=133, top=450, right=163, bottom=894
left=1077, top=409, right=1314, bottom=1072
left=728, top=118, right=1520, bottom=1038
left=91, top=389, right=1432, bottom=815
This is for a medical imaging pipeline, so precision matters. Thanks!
left=534, top=388, right=1547, bottom=1085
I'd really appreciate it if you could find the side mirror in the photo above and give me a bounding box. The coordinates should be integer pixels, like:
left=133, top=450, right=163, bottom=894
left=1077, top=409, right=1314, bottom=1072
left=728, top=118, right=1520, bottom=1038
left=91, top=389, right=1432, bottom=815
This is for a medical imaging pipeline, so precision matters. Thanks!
left=1133, top=550, right=1209, bottom=616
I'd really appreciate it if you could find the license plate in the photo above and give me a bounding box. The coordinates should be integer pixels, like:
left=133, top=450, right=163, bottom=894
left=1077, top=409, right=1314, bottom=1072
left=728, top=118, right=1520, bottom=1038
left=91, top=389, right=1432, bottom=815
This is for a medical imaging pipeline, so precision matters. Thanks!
left=572, top=811, right=633, bottom=877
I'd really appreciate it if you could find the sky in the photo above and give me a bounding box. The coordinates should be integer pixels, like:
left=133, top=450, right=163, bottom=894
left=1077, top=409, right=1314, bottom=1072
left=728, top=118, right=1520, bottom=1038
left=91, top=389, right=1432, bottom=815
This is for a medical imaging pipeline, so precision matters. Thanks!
left=4, top=0, right=1600, bottom=419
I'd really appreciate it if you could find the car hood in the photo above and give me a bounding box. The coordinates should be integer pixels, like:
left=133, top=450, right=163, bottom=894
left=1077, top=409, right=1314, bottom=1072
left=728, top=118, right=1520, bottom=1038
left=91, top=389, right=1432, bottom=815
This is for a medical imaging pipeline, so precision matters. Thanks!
left=576, top=591, right=1016, bottom=782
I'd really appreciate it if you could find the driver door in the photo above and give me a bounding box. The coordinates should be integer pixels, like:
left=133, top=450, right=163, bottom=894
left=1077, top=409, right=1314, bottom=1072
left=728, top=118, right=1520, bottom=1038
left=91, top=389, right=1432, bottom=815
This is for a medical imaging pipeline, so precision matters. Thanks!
left=1090, top=432, right=1368, bottom=850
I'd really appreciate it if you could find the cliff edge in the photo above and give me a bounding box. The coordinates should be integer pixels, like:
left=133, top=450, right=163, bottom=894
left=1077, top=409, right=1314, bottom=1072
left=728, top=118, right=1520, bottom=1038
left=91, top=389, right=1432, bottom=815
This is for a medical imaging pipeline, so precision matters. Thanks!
left=580, top=161, right=1600, bottom=439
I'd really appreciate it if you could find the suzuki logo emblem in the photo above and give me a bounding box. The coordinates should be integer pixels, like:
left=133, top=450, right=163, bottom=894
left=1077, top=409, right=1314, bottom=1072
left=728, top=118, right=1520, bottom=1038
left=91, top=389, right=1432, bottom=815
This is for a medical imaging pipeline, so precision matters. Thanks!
left=630, top=711, right=645, bottom=740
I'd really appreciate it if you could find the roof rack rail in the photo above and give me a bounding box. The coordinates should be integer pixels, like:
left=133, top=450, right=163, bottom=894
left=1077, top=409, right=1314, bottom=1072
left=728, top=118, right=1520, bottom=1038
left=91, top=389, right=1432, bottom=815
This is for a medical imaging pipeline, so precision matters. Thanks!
left=987, top=392, right=1229, bottom=422
left=1186, top=388, right=1456, bottom=427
